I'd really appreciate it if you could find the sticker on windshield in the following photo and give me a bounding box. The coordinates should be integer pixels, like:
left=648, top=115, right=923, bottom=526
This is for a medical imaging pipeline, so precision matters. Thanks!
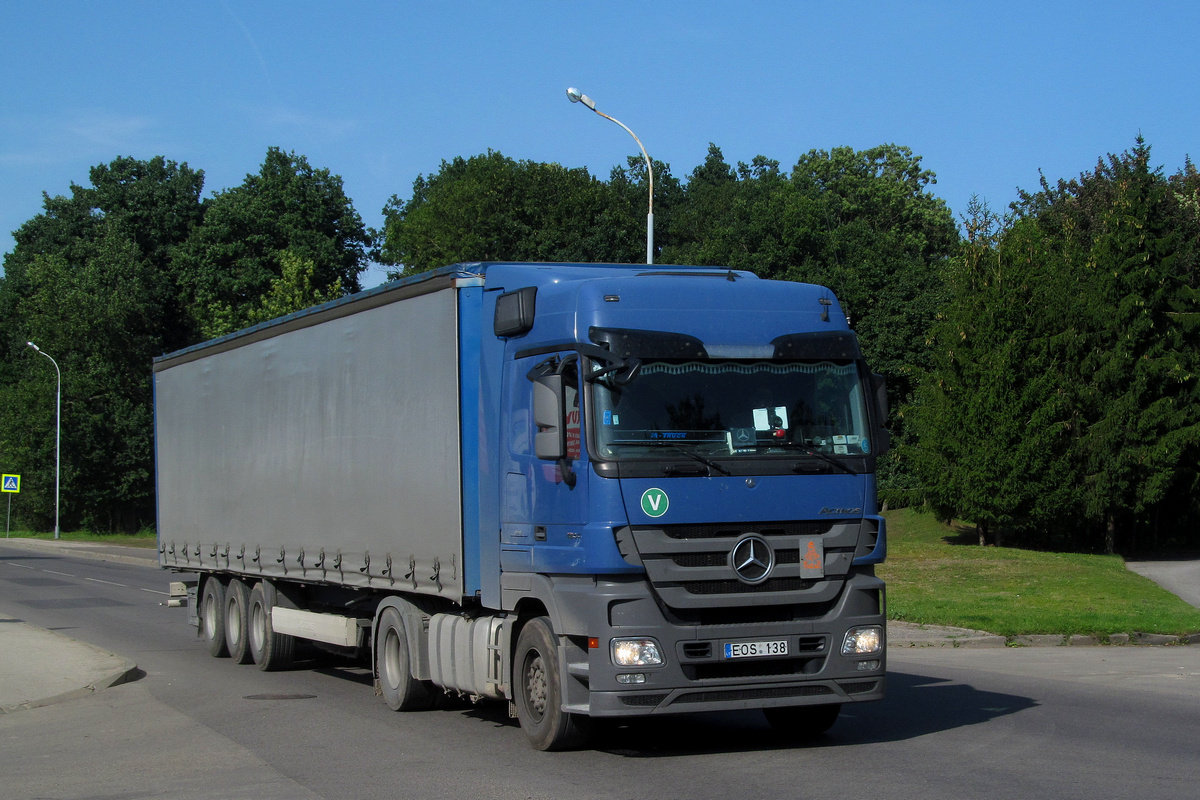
left=640, top=488, right=670, bottom=518
left=860, top=438, right=870, bottom=454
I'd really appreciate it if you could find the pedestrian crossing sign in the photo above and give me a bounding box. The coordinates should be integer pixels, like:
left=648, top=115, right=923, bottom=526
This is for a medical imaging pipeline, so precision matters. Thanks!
left=2, top=474, right=19, bottom=493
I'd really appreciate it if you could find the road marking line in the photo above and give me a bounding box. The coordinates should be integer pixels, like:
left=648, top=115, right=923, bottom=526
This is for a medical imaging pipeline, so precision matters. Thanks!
left=140, top=587, right=169, bottom=596
left=42, top=570, right=75, bottom=577
left=86, top=577, right=128, bottom=587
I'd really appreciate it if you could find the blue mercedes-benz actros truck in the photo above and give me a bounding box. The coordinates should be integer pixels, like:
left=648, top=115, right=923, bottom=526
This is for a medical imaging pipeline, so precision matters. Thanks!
left=155, top=262, right=888, bottom=750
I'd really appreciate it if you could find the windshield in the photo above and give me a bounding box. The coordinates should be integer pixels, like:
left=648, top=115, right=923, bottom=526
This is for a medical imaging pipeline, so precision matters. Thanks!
left=592, top=360, right=872, bottom=460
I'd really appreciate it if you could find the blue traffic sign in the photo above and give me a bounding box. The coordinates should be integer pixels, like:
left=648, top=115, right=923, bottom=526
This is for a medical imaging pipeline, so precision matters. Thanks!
left=2, top=474, right=19, bottom=493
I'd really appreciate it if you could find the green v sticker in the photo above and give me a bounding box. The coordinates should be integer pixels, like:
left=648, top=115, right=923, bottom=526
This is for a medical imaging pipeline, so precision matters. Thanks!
left=640, top=488, right=669, bottom=518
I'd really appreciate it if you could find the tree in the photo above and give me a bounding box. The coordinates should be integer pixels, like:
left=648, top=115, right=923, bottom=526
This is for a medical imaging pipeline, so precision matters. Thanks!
left=662, top=144, right=957, bottom=410
left=908, top=199, right=1085, bottom=545
left=379, top=150, right=674, bottom=275
left=0, top=156, right=205, bottom=531
left=201, top=250, right=345, bottom=339
left=176, top=147, right=369, bottom=335
left=911, top=141, right=1200, bottom=553
left=1034, top=141, right=1200, bottom=553
left=0, top=150, right=372, bottom=532
left=663, top=145, right=795, bottom=276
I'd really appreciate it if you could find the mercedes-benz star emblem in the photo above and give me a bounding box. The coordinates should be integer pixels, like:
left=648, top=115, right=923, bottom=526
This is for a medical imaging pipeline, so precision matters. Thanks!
left=730, top=534, right=774, bottom=584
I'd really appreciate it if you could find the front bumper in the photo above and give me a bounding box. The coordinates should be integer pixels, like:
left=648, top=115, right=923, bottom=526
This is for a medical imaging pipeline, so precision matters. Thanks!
left=551, top=569, right=885, bottom=717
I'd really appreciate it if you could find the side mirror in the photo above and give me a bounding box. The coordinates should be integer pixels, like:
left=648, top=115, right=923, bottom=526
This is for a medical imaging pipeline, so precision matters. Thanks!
left=870, top=372, right=891, bottom=456
left=871, top=373, right=888, bottom=425
left=494, top=287, right=537, bottom=337
left=533, top=374, right=565, bottom=461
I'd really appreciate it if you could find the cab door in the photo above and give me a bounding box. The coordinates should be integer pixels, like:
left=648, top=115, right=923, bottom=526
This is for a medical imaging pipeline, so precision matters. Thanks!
left=500, top=353, right=589, bottom=574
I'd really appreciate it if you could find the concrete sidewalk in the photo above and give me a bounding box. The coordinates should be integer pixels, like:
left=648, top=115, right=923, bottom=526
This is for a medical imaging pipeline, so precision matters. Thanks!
left=0, top=618, right=139, bottom=714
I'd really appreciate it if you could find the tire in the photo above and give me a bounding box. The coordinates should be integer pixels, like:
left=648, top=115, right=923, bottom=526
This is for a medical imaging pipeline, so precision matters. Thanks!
left=374, top=606, right=436, bottom=711
left=224, top=578, right=253, bottom=665
left=513, top=617, right=592, bottom=751
left=200, top=577, right=228, bottom=658
left=248, top=582, right=295, bottom=671
left=763, top=703, right=842, bottom=740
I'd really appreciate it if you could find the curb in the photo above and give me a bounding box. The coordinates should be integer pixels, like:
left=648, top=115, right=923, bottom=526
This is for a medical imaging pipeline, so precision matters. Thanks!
left=0, top=537, right=159, bottom=568
left=0, top=659, right=140, bottom=715
left=888, top=621, right=1199, bottom=649
left=0, top=625, right=139, bottom=715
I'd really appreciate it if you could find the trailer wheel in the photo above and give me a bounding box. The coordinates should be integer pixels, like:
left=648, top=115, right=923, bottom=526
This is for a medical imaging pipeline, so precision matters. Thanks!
left=374, top=607, right=436, bottom=711
left=763, top=703, right=842, bottom=739
left=513, top=617, right=591, bottom=751
left=200, top=577, right=228, bottom=658
left=248, top=582, right=294, bottom=671
left=224, top=579, right=253, bottom=664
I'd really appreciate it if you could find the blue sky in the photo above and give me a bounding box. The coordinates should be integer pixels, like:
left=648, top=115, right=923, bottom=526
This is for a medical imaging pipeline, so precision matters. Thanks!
left=3, top=1, right=1198, bottom=287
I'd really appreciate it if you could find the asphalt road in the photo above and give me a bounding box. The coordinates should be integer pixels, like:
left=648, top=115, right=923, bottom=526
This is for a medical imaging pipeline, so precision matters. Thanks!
left=2, top=543, right=1198, bottom=800
left=1126, top=558, right=1200, bottom=608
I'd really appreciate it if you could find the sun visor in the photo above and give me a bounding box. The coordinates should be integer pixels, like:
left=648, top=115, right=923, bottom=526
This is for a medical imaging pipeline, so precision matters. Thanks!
left=771, top=331, right=862, bottom=359
left=589, top=327, right=708, bottom=359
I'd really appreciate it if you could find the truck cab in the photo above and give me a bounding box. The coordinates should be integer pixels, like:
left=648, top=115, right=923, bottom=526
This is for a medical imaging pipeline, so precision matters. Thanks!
left=479, top=264, right=888, bottom=747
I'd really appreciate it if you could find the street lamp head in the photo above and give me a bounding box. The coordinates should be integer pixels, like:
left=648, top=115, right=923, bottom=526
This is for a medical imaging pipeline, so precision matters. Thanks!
left=27, top=341, right=40, bottom=352
left=565, top=87, right=596, bottom=111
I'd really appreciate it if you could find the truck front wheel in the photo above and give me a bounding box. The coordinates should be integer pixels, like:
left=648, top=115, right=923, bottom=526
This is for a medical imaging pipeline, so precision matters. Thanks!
left=513, top=617, right=591, bottom=751
left=374, top=607, right=436, bottom=711
left=248, top=582, right=294, bottom=671
left=200, top=577, right=228, bottom=658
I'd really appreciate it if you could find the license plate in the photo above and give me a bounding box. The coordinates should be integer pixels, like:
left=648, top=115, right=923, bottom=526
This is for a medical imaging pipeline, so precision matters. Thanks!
left=724, top=640, right=789, bottom=659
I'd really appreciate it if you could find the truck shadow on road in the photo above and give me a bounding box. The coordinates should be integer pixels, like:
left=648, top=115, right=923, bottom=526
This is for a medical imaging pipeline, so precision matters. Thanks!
left=453, top=668, right=1036, bottom=757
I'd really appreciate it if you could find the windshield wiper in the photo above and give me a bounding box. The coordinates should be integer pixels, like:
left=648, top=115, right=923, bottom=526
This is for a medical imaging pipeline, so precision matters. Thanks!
left=787, top=446, right=860, bottom=475
left=747, top=441, right=860, bottom=474
left=633, top=440, right=732, bottom=476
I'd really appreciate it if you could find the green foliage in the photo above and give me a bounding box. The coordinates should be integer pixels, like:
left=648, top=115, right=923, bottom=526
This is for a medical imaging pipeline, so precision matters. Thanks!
left=176, top=147, right=369, bottom=335
left=0, top=150, right=370, bottom=532
left=0, top=157, right=203, bottom=531
left=380, top=150, right=671, bottom=275
left=661, top=143, right=957, bottom=410
left=201, top=250, right=345, bottom=339
left=911, top=141, right=1200, bottom=553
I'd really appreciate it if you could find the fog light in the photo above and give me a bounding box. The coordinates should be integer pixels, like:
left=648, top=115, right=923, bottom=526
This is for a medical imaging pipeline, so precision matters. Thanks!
left=616, top=673, right=646, bottom=684
left=857, top=659, right=881, bottom=671
left=842, top=626, right=882, bottom=655
left=611, top=638, right=664, bottom=667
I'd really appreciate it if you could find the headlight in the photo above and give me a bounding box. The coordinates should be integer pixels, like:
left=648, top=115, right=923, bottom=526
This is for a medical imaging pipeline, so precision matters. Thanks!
left=611, top=638, right=664, bottom=667
left=842, top=625, right=883, bottom=656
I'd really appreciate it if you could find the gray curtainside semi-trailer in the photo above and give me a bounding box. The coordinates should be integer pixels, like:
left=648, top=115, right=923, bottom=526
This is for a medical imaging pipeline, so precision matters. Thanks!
left=156, top=261, right=889, bottom=750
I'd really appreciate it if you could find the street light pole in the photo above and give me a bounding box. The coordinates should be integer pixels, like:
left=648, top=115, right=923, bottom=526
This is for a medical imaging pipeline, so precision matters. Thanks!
left=566, top=87, right=654, bottom=264
left=27, top=342, right=61, bottom=540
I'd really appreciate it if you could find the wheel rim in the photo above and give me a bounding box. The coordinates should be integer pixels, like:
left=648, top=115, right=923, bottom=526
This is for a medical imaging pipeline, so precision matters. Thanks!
left=226, top=598, right=241, bottom=645
left=250, top=603, right=265, bottom=652
left=383, top=628, right=402, bottom=689
left=524, top=652, right=547, bottom=722
left=204, top=593, right=218, bottom=639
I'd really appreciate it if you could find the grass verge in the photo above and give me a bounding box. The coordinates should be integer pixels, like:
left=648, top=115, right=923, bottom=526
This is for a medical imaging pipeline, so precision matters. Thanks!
left=4, top=530, right=158, bottom=548
left=878, top=508, right=1200, bottom=638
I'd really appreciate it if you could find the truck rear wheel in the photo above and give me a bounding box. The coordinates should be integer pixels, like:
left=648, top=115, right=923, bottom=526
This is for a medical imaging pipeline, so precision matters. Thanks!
left=513, top=617, right=591, bottom=751
left=374, top=606, right=436, bottom=711
left=224, top=578, right=253, bottom=664
left=200, top=577, right=228, bottom=658
left=248, top=582, right=294, bottom=671
left=763, top=703, right=841, bottom=739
